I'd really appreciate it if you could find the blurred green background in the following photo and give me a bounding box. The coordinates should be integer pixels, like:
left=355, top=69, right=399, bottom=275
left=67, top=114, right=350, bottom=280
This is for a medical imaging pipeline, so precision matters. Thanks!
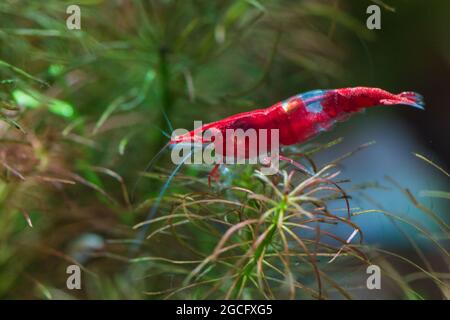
left=0, top=0, right=449, bottom=299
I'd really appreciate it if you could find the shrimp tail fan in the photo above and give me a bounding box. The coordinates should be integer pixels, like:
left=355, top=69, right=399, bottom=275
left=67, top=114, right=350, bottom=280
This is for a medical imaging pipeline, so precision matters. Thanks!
left=381, top=91, right=425, bottom=110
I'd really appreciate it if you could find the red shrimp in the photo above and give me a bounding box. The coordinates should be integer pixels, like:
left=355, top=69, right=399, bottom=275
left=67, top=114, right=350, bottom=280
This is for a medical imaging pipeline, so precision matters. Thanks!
left=171, top=86, right=425, bottom=183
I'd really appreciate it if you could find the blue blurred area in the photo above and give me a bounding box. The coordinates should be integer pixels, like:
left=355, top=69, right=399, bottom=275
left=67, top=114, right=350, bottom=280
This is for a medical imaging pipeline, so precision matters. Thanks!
left=313, top=109, right=449, bottom=248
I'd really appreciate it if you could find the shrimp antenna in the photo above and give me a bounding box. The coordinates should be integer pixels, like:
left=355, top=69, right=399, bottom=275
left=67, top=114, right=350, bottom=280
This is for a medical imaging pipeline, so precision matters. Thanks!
left=162, top=110, right=174, bottom=133
left=130, top=141, right=171, bottom=203
left=130, top=150, right=192, bottom=253
left=156, top=125, right=171, bottom=139
left=130, top=122, right=173, bottom=202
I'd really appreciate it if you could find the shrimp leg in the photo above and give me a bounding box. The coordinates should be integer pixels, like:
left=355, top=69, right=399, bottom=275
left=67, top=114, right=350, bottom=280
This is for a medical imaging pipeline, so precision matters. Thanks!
left=208, top=163, right=221, bottom=187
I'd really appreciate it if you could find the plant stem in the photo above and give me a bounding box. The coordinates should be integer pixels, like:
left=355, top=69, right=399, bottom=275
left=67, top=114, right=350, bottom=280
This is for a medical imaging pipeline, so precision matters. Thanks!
left=233, top=197, right=287, bottom=298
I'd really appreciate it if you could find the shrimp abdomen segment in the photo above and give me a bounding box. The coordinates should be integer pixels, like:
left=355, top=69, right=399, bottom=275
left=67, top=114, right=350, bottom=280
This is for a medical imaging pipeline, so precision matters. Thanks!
left=276, top=89, right=336, bottom=145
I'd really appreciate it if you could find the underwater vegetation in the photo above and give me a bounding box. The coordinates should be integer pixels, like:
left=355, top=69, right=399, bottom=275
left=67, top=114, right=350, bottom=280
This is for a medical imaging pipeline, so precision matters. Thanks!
left=0, top=0, right=448, bottom=299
